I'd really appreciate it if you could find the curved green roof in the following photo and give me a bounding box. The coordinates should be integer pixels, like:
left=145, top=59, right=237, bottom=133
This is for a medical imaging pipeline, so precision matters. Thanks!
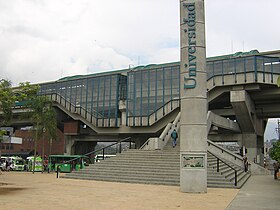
left=207, top=50, right=259, bottom=61
left=57, top=50, right=262, bottom=82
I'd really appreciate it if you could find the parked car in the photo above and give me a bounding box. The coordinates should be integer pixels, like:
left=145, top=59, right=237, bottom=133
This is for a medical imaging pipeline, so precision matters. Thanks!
left=9, top=156, right=25, bottom=171
left=0, top=156, right=7, bottom=171
left=27, top=156, right=43, bottom=172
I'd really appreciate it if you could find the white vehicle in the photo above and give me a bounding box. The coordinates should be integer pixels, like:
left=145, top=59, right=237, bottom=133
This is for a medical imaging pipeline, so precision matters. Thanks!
left=94, top=154, right=116, bottom=163
left=9, top=156, right=25, bottom=171
left=0, top=156, right=7, bottom=171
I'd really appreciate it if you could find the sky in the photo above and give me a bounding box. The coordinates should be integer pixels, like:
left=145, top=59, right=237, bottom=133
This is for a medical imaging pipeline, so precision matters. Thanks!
left=0, top=0, right=279, bottom=139
left=265, top=118, right=279, bottom=141
left=0, top=0, right=280, bottom=85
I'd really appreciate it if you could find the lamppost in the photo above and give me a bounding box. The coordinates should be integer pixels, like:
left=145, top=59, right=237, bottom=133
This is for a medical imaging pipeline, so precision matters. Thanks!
left=128, top=64, right=134, bottom=71
left=5, top=127, right=13, bottom=157
left=42, top=127, right=46, bottom=173
left=0, top=79, right=4, bottom=157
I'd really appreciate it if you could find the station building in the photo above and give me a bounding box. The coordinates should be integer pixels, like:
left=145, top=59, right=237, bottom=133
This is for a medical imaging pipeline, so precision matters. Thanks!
left=5, top=49, right=280, bottom=165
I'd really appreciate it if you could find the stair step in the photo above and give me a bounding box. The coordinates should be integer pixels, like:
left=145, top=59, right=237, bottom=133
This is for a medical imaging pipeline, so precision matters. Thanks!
left=95, top=161, right=180, bottom=167
left=63, top=140, right=250, bottom=189
left=62, top=175, right=180, bottom=186
left=73, top=169, right=180, bottom=176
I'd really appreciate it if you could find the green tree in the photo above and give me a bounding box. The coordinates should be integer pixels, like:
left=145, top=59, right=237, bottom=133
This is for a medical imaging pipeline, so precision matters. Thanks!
left=41, top=101, right=57, bottom=161
left=16, top=82, right=39, bottom=101
left=270, top=141, right=280, bottom=162
left=5, top=82, right=56, bottom=173
left=0, top=79, right=16, bottom=126
left=28, top=96, right=57, bottom=173
left=0, top=79, right=16, bottom=157
left=0, top=130, right=7, bottom=154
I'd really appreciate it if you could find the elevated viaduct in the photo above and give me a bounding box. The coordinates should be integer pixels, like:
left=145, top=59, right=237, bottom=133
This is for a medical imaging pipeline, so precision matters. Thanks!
left=8, top=50, right=280, bottom=165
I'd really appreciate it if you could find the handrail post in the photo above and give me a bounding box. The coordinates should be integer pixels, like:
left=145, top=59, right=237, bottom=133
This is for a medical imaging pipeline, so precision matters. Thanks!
left=56, top=165, right=60, bottom=178
left=129, top=141, right=132, bottom=149
left=235, top=170, right=237, bottom=186
left=102, top=148, right=105, bottom=160
left=217, top=158, right=219, bottom=172
left=119, top=142, right=122, bottom=153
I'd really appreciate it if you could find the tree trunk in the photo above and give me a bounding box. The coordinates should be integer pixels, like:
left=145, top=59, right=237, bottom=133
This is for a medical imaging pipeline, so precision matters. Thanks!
left=42, top=133, right=45, bottom=173
left=32, top=122, right=39, bottom=174
left=49, top=138, right=52, bottom=156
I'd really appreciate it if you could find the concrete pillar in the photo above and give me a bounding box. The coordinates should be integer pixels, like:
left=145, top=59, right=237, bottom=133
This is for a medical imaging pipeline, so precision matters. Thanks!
left=231, top=90, right=265, bottom=165
left=230, top=90, right=255, bottom=133
left=180, top=0, right=207, bottom=193
left=257, top=136, right=264, bottom=166
left=119, top=100, right=127, bottom=126
left=240, top=133, right=257, bottom=162
left=64, top=136, right=75, bottom=155
left=238, top=133, right=263, bottom=166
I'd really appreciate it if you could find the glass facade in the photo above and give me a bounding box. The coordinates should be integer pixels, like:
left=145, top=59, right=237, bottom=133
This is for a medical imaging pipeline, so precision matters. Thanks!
left=39, top=74, right=126, bottom=127
left=127, top=64, right=180, bottom=122
left=38, top=55, right=280, bottom=127
left=207, top=55, right=280, bottom=82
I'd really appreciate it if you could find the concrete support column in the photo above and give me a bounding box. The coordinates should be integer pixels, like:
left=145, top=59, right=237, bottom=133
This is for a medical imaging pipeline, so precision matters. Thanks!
left=64, top=135, right=75, bottom=155
left=231, top=90, right=265, bottom=165
left=180, top=0, right=207, bottom=193
left=257, top=136, right=264, bottom=166
left=238, top=133, right=264, bottom=165
left=230, top=90, right=255, bottom=133
left=119, top=100, right=127, bottom=126
left=239, top=133, right=257, bottom=162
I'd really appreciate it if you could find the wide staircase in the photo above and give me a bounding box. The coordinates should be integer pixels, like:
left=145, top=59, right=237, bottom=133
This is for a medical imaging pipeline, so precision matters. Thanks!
left=63, top=138, right=250, bottom=188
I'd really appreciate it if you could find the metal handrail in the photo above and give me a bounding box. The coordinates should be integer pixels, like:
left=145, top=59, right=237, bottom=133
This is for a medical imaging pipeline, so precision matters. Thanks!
left=139, top=111, right=181, bottom=150
left=127, top=99, right=180, bottom=119
left=49, top=93, right=104, bottom=118
left=208, top=151, right=238, bottom=186
left=207, top=140, right=243, bottom=161
left=56, top=137, right=132, bottom=178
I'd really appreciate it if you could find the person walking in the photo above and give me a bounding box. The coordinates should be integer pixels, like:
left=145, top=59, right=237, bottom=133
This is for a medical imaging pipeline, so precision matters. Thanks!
left=243, top=156, right=249, bottom=172
left=273, top=162, right=279, bottom=179
left=171, top=129, right=178, bottom=148
left=6, top=158, right=11, bottom=172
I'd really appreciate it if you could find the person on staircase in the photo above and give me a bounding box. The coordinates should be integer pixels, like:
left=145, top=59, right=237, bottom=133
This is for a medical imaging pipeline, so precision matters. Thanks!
left=243, top=156, right=249, bottom=172
left=171, top=129, right=178, bottom=148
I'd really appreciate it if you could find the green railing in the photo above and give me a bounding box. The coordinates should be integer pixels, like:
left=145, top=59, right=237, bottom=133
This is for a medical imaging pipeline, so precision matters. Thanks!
left=207, top=55, right=280, bottom=85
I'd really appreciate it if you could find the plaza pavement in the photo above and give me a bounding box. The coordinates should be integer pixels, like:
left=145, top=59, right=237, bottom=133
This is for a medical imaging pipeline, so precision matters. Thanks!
left=226, top=175, right=280, bottom=210
left=0, top=172, right=278, bottom=210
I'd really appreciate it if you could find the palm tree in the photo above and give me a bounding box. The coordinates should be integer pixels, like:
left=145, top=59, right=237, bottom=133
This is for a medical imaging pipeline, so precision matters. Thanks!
left=41, top=102, right=57, bottom=170
left=28, top=96, right=57, bottom=173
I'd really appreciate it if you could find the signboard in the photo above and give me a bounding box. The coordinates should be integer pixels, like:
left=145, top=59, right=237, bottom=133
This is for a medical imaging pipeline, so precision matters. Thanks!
left=2, top=136, right=22, bottom=144
left=180, top=0, right=207, bottom=192
left=183, top=2, right=197, bottom=90
left=182, top=154, right=205, bottom=168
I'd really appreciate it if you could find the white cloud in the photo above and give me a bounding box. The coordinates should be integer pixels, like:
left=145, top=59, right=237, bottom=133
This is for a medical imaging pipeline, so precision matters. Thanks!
left=0, top=0, right=180, bottom=85
left=205, top=0, right=280, bottom=56
left=0, top=0, right=279, bottom=85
